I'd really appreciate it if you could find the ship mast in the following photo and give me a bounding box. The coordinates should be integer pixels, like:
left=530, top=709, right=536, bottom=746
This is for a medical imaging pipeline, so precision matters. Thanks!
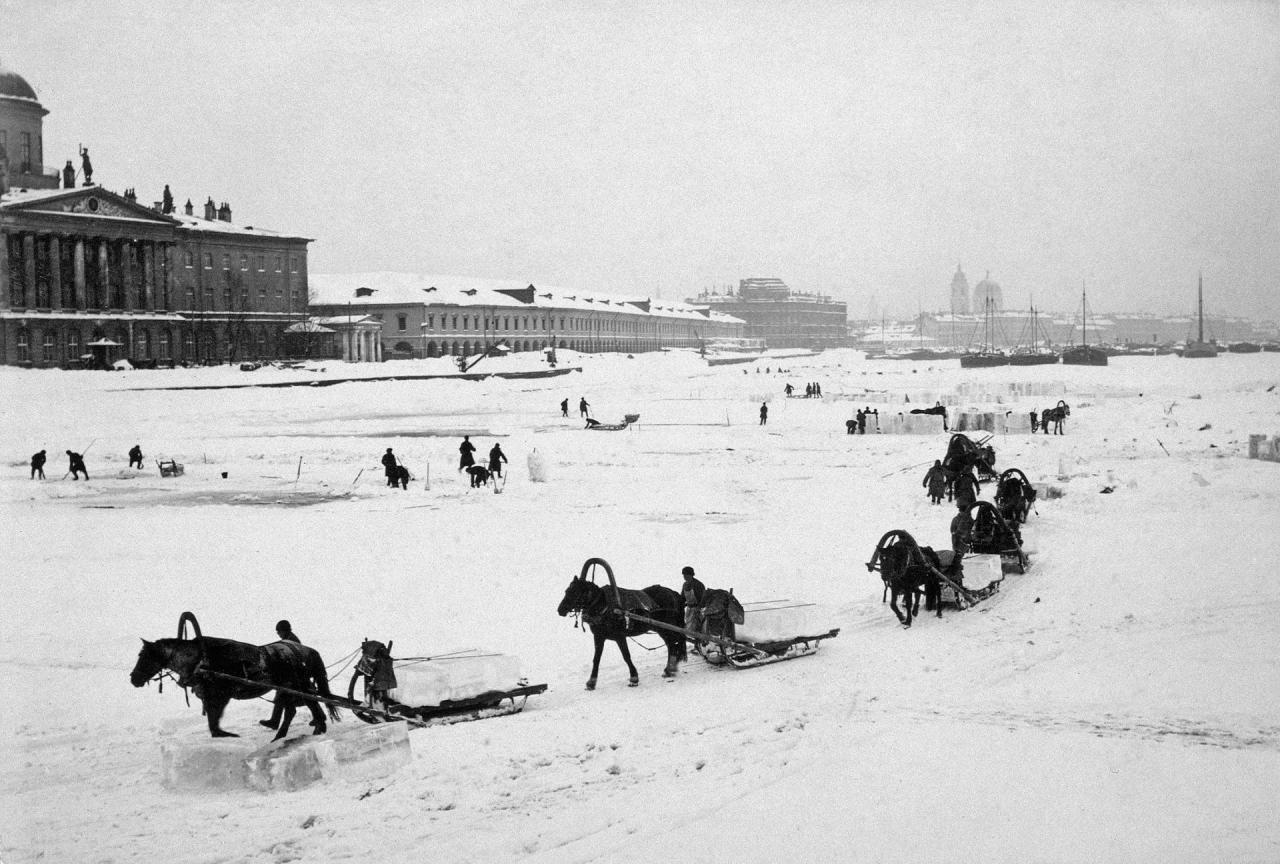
left=1197, top=272, right=1204, bottom=343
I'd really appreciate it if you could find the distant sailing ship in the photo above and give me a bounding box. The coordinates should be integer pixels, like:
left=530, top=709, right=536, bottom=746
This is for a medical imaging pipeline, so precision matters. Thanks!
left=960, top=298, right=1009, bottom=367
left=1181, top=273, right=1219, bottom=359
left=1060, top=283, right=1108, bottom=366
left=1008, top=305, right=1059, bottom=366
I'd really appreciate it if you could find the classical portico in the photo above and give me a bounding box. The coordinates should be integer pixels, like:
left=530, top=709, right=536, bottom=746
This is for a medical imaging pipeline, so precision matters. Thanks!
left=1, top=186, right=184, bottom=365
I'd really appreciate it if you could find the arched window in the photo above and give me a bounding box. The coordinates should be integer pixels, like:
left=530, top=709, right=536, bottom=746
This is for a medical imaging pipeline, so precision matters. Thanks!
left=426, top=341, right=438, bottom=358
left=461, top=340, right=471, bottom=356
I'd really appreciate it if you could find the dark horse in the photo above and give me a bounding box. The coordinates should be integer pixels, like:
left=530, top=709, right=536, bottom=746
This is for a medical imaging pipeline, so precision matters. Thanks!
left=995, top=468, right=1037, bottom=525
left=696, top=587, right=746, bottom=665
left=867, top=531, right=950, bottom=627
left=130, top=614, right=340, bottom=740
left=557, top=560, right=686, bottom=689
left=1042, top=400, right=1070, bottom=435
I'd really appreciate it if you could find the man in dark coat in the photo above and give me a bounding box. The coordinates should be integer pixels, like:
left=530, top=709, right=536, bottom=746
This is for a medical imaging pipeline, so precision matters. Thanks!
left=30, top=450, right=46, bottom=479
left=784, top=383, right=794, bottom=396
left=681, top=566, right=707, bottom=646
left=261, top=620, right=301, bottom=730
left=128, top=444, right=144, bottom=469
left=857, top=410, right=867, bottom=435
left=1029, top=410, right=1038, bottom=434
left=381, top=448, right=398, bottom=487
left=923, top=460, right=948, bottom=504
left=759, top=402, right=768, bottom=425
left=560, top=398, right=569, bottom=417
left=458, top=436, right=476, bottom=472
left=953, top=470, right=980, bottom=509
left=579, top=397, right=590, bottom=418
left=488, top=443, right=507, bottom=478
left=67, top=450, right=88, bottom=480
left=1040, top=411, right=1050, bottom=434
left=950, top=504, right=974, bottom=556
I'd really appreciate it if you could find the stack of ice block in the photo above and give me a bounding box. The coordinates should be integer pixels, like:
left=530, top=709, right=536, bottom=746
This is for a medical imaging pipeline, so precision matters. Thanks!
left=962, top=554, right=1004, bottom=589
left=389, top=652, right=522, bottom=707
left=735, top=603, right=835, bottom=645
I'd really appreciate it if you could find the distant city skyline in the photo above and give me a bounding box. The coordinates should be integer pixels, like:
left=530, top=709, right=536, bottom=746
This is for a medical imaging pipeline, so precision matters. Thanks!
left=5, top=1, right=1277, bottom=319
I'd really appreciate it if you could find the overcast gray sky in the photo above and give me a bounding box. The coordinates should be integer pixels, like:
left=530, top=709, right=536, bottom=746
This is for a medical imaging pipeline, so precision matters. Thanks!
left=4, top=0, right=1278, bottom=318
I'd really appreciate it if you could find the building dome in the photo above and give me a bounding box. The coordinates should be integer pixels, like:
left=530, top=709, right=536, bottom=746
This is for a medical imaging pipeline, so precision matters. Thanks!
left=949, top=265, right=970, bottom=315
left=0, top=61, right=41, bottom=103
left=972, top=271, right=1003, bottom=312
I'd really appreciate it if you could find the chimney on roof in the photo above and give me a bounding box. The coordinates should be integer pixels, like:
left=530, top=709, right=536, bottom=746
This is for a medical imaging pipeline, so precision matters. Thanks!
left=124, top=187, right=136, bottom=202
left=217, top=201, right=232, bottom=222
left=184, top=199, right=194, bottom=216
left=62, top=161, right=75, bottom=189
left=204, top=197, right=216, bottom=220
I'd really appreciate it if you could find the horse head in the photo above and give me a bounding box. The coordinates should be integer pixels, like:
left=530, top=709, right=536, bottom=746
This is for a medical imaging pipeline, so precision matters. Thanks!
left=130, top=638, right=169, bottom=687
left=557, top=576, right=597, bottom=617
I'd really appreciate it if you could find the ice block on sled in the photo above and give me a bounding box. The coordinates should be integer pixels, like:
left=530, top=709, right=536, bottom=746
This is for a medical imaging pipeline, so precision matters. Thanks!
left=961, top=554, right=1004, bottom=588
left=735, top=604, right=836, bottom=645
left=389, top=653, right=522, bottom=707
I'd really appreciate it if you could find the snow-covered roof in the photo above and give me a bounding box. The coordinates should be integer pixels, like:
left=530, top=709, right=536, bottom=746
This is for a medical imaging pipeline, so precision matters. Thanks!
left=310, top=272, right=745, bottom=324
left=169, top=211, right=309, bottom=241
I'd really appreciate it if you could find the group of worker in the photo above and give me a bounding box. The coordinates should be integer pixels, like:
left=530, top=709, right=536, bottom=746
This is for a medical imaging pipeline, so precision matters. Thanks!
left=29, top=444, right=146, bottom=481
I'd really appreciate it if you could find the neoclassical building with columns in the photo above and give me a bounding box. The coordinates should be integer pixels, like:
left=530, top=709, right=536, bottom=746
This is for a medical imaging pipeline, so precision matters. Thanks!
left=0, top=60, right=312, bottom=367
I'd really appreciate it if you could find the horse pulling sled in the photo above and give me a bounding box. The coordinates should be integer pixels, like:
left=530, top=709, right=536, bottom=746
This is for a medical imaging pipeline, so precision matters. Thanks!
left=866, top=530, right=1004, bottom=626
left=346, top=640, right=547, bottom=727
left=557, top=558, right=837, bottom=686
left=963, top=500, right=1030, bottom=574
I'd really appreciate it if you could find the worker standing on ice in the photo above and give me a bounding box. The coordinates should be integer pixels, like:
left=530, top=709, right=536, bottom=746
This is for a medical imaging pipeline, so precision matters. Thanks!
left=579, top=397, right=590, bottom=418
left=759, top=402, right=768, bottom=425
left=260, top=620, right=301, bottom=730
left=923, top=460, right=947, bottom=505
left=560, top=398, right=569, bottom=417
left=488, top=442, right=507, bottom=478
left=128, top=444, right=144, bottom=469
left=381, top=447, right=398, bottom=487
left=681, top=566, right=706, bottom=647
left=458, top=435, right=476, bottom=472
left=30, top=449, right=46, bottom=479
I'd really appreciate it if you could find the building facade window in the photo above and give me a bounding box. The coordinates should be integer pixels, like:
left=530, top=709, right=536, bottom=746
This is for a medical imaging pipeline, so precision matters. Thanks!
left=275, top=256, right=282, bottom=272
left=16, top=328, right=30, bottom=362
left=184, top=251, right=194, bottom=268
left=256, top=255, right=265, bottom=271
left=67, top=331, right=79, bottom=360
left=203, top=252, right=213, bottom=269
left=223, top=285, right=232, bottom=307
left=43, top=330, right=55, bottom=363
left=158, top=330, right=171, bottom=360
left=290, top=257, right=298, bottom=273
left=222, top=254, right=230, bottom=271
left=397, top=314, right=407, bottom=332
left=426, top=314, right=434, bottom=329
left=240, top=255, right=248, bottom=271
left=20, top=132, right=31, bottom=170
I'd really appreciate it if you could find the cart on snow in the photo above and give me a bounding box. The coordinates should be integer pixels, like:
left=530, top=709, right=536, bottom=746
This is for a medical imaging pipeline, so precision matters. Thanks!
left=584, top=413, right=639, bottom=431
left=865, top=529, right=1005, bottom=617
left=156, top=458, right=184, bottom=477
left=963, top=500, right=1029, bottom=574
left=345, top=641, right=547, bottom=727
left=579, top=557, right=839, bottom=670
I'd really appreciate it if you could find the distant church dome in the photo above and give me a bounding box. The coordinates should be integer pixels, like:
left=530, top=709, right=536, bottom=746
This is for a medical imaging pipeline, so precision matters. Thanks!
left=972, top=271, right=1003, bottom=312
left=949, top=265, right=970, bottom=315
left=0, top=60, right=41, bottom=103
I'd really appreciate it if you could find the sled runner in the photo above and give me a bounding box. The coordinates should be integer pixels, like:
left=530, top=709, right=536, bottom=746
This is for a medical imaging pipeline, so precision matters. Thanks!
left=346, top=641, right=546, bottom=727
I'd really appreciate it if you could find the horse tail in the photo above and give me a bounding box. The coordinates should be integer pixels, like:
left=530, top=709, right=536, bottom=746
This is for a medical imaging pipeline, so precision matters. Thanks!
left=309, top=650, right=341, bottom=722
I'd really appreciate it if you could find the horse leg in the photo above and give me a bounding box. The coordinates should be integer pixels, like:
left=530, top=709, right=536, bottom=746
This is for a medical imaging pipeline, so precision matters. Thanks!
left=586, top=631, right=605, bottom=690
left=615, top=637, right=640, bottom=686
left=889, top=588, right=908, bottom=626
left=305, top=697, right=327, bottom=735
left=205, top=693, right=238, bottom=738
left=274, top=701, right=297, bottom=741
left=661, top=633, right=681, bottom=678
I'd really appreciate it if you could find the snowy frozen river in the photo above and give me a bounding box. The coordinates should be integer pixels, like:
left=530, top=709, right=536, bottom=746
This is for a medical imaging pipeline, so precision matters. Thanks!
left=2, top=349, right=1278, bottom=863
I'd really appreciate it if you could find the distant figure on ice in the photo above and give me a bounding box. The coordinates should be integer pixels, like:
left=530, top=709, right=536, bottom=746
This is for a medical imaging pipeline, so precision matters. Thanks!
left=467, top=464, right=491, bottom=487
left=923, top=460, right=948, bottom=505
left=784, top=383, right=794, bottom=396
left=381, top=448, right=399, bottom=487
left=814, top=382, right=822, bottom=397
left=952, top=469, right=980, bottom=509
left=857, top=410, right=867, bottom=435
left=759, top=402, right=768, bottom=425
left=681, top=566, right=706, bottom=645
left=579, top=397, right=590, bottom=418
left=560, top=398, right=569, bottom=417
left=458, top=436, right=476, bottom=472
left=66, top=450, right=88, bottom=480
left=1029, top=410, right=1038, bottom=434
left=846, top=418, right=856, bottom=435
left=584, top=417, right=601, bottom=428
left=805, top=383, right=813, bottom=398
left=1040, top=411, right=1050, bottom=434
left=391, top=464, right=410, bottom=490
left=260, top=620, right=301, bottom=730
left=30, top=449, right=46, bottom=479
left=950, top=503, right=974, bottom=556
left=128, top=444, right=144, bottom=470
left=488, top=443, right=507, bottom=478
left=854, top=409, right=864, bottom=433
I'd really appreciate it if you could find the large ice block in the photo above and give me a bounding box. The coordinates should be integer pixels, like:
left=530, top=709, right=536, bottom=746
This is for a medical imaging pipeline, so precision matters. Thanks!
left=389, top=653, right=522, bottom=707
left=961, top=553, right=1004, bottom=589
left=882, top=413, right=946, bottom=434
left=736, top=603, right=836, bottom=645
left=244, top=722, right=413, bottom=792
left=160, top=738, right=251, bottom=792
